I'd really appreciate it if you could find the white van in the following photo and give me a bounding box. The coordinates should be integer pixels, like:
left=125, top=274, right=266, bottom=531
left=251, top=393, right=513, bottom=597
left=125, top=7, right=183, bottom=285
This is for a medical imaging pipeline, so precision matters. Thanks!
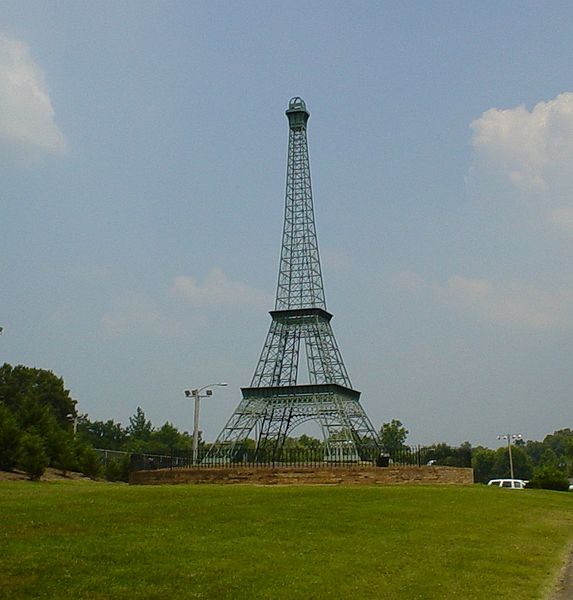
left=487, top=478, right=526, bottom=489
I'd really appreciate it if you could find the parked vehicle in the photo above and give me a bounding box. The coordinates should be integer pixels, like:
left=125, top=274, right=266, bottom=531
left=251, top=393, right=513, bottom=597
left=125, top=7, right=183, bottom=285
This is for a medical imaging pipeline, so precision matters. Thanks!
left=487, top=478, right=527, bottom=489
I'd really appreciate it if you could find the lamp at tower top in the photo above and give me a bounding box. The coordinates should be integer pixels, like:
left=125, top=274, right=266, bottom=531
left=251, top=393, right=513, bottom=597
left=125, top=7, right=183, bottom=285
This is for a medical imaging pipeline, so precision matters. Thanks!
left=286, top=96, right=310, bottom=129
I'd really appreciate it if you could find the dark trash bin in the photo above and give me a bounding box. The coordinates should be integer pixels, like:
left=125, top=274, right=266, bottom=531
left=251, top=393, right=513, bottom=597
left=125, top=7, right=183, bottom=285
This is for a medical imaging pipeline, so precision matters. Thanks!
left=376, top=453, right=390, bottom=467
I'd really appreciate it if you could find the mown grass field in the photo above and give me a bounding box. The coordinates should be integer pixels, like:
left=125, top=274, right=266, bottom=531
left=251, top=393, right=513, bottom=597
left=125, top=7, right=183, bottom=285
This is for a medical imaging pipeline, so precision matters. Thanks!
left=1, top=481, right=572, bottom=599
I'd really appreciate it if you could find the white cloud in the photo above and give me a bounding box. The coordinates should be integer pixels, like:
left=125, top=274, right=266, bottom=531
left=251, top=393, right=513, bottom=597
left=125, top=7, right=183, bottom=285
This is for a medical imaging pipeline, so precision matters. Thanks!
left=433, top=276, right=569, bottom=329
left=470, top=92, right=573, bottom=232
left=0, top=34, right=66, bottom=153
left=171, top=267, right=271, bottom=309
left=101, top=269, right=270, bottom=338
left=101, top=294, right=183, bottom=339
left=396, top=271, right=571, bottom=329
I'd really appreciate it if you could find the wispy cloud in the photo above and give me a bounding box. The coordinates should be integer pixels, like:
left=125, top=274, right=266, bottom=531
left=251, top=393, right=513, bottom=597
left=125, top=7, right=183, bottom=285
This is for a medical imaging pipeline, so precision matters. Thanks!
left=101, top=293, right=183, bottom=339
left=396, top=271, right=571, bottom=330
left=0, top=34, right=66, bottom=153
left=171, top=267, right=271, bottom=309
left=100, top=269, right=269, bottom=339
left=433, top=276, right=570, bottom=329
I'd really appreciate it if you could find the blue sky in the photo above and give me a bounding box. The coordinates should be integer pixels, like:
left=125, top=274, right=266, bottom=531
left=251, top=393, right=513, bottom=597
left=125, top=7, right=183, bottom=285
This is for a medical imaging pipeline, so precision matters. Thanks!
left=2, top=1, right=573, bottom=446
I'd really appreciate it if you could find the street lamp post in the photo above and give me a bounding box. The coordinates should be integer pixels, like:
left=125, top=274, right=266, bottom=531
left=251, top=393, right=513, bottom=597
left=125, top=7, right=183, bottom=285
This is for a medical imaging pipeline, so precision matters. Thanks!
left=184, top=383, right=227, bottom=466
left=497, top=433, right=522, bottom=479
left=66, top=413, right=78, bottom=436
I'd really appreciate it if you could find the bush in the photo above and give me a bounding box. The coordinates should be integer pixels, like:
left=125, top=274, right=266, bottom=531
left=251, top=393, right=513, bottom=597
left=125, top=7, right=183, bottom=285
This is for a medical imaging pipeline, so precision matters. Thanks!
left=77, top=445, right=102, bottom=479
left=526, top=465, right=570, bottom=491
left=18, top=432, right=49, bottom=481
left=104, top=455, right=130, bottom=482
left=48, top=430, right=77, bottom=476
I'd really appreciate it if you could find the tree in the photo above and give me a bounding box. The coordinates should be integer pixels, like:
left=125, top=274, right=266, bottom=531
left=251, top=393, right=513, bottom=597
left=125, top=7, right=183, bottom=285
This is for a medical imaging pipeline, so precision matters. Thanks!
left=492, top=445, right=533, bottom=481
left=77, top=445, right=102, bottom=479
left=128, top=407, right=153, bottom=443
left=0, top=403, right=21, bottom=470
left=423, top=442, right=472, bottom=468
left=104, top=454, right=130, bottom=482
left=0, top=363, right=76, bottom=426
left=48, top=430, right=76, bottom=476
left=543, top=429, right=573, bottom=458
left=524, top=440, right=545, bottom=465
left=153, top=422, right=184, bottom=451
left=472, top=447, right=496, bottom=483
left=527, top=465, right=570, bottom=491
left=18, top=432, right=48, bottom=481
left=379, top=420, right=409, bottom=455
left=79, top=418, right=128, bottom=451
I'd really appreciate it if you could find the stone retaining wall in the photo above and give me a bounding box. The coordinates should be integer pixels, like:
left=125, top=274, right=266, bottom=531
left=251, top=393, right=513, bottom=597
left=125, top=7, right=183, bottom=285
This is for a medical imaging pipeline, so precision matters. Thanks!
left=130, top=465, right=473, bottom=486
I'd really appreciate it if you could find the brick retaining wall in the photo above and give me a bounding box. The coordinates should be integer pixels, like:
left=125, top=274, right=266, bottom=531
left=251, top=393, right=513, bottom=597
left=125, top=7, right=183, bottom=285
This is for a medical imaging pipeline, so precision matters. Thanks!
left=130, top=465, right=473, bottom=486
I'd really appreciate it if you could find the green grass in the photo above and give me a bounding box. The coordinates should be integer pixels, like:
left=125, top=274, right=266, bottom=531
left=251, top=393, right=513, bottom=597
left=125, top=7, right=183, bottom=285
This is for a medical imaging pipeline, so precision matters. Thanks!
left=0, top=482, right=572, bottom=599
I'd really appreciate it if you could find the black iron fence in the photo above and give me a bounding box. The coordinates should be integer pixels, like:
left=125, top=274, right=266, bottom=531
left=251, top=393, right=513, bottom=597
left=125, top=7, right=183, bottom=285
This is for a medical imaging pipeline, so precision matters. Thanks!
left=96, top=444, right=472, bottom=474
left=124, top=445, right=429, bottom=472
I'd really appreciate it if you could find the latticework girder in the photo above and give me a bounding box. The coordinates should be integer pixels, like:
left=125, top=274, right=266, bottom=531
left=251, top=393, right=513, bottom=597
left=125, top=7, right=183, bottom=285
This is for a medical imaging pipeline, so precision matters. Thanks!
left=207, top=98, right=380, bottom=463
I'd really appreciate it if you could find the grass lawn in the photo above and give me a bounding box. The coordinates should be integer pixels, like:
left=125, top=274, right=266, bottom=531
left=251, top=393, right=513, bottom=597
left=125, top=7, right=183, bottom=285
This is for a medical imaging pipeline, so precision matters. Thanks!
left=1, top=481, right=572, bottom=599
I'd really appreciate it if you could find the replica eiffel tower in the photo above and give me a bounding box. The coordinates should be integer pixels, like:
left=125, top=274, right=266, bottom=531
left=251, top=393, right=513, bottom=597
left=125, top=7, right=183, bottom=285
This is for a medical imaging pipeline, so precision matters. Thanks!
left=208, top=97, right=379, bottom=462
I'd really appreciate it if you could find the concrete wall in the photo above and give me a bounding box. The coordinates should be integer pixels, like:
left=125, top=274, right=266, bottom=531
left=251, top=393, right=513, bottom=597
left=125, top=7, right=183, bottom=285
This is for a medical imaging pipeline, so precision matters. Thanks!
left=130, top=465, right=473, bottom=486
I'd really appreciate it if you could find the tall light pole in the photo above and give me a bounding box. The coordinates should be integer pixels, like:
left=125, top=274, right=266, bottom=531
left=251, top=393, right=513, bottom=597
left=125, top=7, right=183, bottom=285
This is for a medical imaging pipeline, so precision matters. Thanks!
left=66, top=413, right=78, bottom=436
left=185, top=383, right=227, bottom=466
left=498, top=433, right=522, bottom=479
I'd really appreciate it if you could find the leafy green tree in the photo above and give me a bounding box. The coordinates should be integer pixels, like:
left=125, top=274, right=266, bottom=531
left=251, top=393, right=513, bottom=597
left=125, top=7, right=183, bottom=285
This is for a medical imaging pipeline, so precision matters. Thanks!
left=492, top=445, right=533, bottom=480
left=543, top=429, right=573, bottom=458
left=524, top=440, right=545, bottom=465
left=423, top=442, right=472, bottom=468
left=472, top=447, right=496, bottom=483
left=153, top=422, right=185, bottom=451
left=527, top=465, right=570, bottom=491
left=78, top=418, right=128, bottom=451
left=539, top=448, right=559, bottom=468
left=18, top=432, right=49, bottom=481
left=0, top=363, right=76, bottom=426
left=379, top=420, right=409, bottom=455
left=0, top=403, right=21, bottom=470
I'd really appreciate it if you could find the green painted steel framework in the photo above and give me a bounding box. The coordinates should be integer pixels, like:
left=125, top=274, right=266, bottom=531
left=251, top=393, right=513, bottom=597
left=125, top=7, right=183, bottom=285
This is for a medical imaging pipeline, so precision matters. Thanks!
left=207, top=98, right=380, bottom=462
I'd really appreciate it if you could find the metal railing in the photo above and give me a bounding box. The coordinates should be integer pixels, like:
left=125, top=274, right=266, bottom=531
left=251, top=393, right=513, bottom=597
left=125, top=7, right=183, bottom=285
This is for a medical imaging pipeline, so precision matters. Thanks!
left=125, top=445, right=426, bottom=472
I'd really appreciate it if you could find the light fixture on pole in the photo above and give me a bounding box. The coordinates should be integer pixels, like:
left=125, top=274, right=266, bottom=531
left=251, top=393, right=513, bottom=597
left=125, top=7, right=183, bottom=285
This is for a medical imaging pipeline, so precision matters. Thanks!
left=66, top=413, right=78, bottom=436
left=184, top=383, right=228, bottom=466
left=497, top=433, right=522, bottom=479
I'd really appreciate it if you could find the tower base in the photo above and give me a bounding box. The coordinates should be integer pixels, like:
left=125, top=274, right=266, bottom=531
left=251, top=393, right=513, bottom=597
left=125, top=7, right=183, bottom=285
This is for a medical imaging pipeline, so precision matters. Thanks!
left=206, top=384, right=380, bottom=463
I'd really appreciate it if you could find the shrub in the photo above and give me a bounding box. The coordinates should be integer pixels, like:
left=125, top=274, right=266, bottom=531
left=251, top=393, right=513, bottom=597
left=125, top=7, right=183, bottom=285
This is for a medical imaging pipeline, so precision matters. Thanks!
left=526, top=465, right=570, bottom=492
left=49, top=432, right=77, bottom=476
left=104, top=455, right=130, bottom=482
left=18, top=432, right=49, bottom=481
left=77, top=445, right=102, bottom=479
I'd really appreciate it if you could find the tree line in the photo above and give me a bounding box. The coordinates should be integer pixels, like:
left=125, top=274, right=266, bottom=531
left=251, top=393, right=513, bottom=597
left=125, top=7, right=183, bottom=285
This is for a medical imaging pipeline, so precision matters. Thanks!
left=1, top=363, right=572, bottom=489
left=380, top=419, right=573, bottom=490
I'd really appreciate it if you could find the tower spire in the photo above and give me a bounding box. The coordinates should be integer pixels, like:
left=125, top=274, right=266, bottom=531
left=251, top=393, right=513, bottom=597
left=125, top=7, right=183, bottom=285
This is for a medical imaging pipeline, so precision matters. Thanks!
left=207, top=98, right=380, bottom=462
left=276, top=97, right=325, bottom=311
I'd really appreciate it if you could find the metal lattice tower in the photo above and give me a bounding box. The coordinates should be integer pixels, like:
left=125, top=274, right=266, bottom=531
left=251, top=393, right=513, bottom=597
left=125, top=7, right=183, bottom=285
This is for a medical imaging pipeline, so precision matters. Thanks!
left=208, top=97, right=379, bottom=462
